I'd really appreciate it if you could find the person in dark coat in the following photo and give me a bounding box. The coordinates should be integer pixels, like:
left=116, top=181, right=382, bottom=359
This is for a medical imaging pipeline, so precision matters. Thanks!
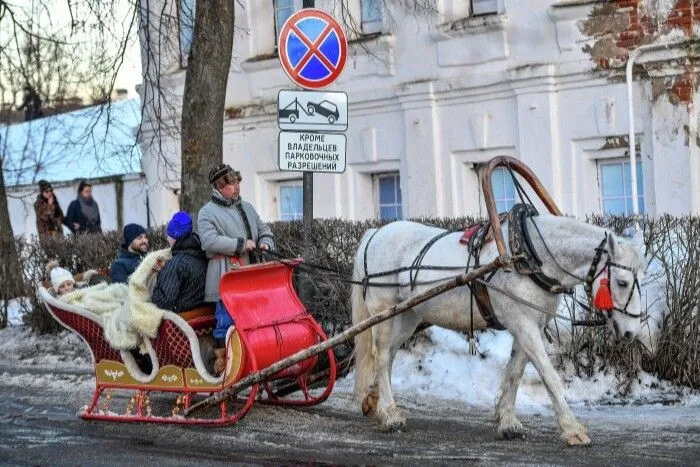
left=151, top=211, right=208, bottom=313
left=63, top=180, right=102, bottom=234
left=18, top=84, right=43, bottom=121
left=33, top=180, right=64, bottom=237
left=110, top=223, right=149, bottom=283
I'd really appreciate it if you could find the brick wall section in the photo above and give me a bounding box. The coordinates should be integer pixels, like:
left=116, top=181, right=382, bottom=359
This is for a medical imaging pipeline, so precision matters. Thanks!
left=584, top=1, right=698, bottom=104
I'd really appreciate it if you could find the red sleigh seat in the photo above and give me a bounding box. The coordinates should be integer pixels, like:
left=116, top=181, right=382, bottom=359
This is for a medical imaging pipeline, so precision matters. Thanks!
left=219, top=259, right=336, bottom=405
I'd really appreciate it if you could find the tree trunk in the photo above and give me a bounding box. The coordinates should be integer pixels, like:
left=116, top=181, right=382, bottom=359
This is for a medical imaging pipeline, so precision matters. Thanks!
left=179, top=1, right=235, bottom=216
left=0, top=165, right=23, bottom=328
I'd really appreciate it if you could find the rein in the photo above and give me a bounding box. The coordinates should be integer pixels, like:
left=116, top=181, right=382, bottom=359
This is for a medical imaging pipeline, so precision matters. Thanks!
left=256, top=209, right=642, bottom=327
left=259, top=247, right=469, bottom=289
left=261, top=247, right=605, bottom=326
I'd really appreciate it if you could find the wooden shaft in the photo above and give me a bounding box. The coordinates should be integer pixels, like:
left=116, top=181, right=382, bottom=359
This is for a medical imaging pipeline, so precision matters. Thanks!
left=480, top=156, right=562, bottom=264
left=184, top=258, right=504, bottom=417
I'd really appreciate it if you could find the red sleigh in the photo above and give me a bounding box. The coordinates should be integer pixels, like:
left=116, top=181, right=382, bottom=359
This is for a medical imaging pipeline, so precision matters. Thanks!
left=38, top=259, right=337, bottom=425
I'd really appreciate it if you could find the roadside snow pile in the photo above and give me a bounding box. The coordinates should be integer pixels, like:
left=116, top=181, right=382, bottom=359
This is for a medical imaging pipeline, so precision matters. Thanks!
left=2, top=320, right=698, bottom=412
left=335, top=327, right=700, bottom=411
left=0, top=326, right=91, bottom=371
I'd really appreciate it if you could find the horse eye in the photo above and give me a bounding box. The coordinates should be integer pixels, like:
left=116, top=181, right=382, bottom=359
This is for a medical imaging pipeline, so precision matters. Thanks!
left=616, top=279, right=629, bottom=288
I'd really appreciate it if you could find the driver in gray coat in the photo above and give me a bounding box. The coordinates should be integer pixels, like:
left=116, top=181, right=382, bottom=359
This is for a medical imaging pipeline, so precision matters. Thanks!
left=197, top=163, right=275, bottom=304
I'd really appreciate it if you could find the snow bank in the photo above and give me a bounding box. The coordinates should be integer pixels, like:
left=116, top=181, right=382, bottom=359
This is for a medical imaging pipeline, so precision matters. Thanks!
left=336, top=327, right=700, bottom=411
left=1, top=319, right=697, bottom=411
left=0, top=326, right=91, bottom=371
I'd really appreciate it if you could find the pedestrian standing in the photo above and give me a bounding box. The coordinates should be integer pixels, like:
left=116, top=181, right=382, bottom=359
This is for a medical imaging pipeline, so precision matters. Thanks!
left=33, top=180, right=64, bottom=237
left=64, top=180, right=102, bottom=234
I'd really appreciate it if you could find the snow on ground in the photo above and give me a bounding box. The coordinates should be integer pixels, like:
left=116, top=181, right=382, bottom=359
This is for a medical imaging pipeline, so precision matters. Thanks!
left=0, top=325, right=91, bottom=371
left=333, top=326, right=700, bottom=411
left=2, top=321, right=698, bottom=412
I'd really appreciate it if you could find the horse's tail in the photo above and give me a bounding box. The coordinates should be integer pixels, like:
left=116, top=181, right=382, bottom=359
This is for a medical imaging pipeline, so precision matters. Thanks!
left=352, top=228, right=378, bottom=407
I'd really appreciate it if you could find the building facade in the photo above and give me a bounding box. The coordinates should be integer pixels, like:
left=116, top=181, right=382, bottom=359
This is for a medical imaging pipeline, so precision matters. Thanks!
left=138, top=0, right=699, bottom=225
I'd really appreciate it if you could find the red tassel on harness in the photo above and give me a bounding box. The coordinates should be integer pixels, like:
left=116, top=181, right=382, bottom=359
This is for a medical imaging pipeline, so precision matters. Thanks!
left=594, top=278, right=614, bottom=311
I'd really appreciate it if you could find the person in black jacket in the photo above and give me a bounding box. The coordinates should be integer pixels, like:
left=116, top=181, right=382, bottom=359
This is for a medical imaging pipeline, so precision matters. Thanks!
left=151, top=211, right=208, bottom=313
left=110, top=223, right=149, bottom=283
left=64, top=180, right=102, bottom=234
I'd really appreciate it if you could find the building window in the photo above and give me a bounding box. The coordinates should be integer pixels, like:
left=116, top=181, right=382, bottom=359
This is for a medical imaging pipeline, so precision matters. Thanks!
left=599, top=159, right=644, bottom=215
left=491, top=167, right=517, bottom=213
left=361, top=0, right=382, bottom=34
left=179, top=0, right=196, bottom=65
left=279, top=182, right=303, bottom=221
left=471, top=0, right=499, bottom=16
left=376, top=173, right=402, bottom=220
left=274, top=0, right=302, bottom=45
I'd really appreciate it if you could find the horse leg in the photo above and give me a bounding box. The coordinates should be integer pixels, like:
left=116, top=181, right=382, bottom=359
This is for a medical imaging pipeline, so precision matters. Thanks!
left=516, top=323, right=591, bottom=446
left=495, top=336, right=528, bottom=440
left=373, top=311, right=422, bottom=431
left=373, top=318, right=407, bottom=432
left=352, top=280, right=382, bottom=418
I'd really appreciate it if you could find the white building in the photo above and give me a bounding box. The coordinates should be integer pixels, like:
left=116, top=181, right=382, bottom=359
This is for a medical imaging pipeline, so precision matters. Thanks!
left=2, top=99, right=149, bottom=235
left=138, top=1, right=700, bottom=225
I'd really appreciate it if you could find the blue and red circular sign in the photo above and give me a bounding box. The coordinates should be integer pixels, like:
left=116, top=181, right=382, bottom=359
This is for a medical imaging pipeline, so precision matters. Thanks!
left=278, top=9, right=347, bottom=89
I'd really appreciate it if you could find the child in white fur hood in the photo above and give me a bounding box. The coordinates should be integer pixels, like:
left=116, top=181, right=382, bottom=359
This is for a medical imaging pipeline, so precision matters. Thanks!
left=45, top=260, right=99, bottom=296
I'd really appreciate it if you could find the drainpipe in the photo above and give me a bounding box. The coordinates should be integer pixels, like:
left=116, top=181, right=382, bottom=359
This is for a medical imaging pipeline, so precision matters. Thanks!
left=626, top=40, right=697, bottom=219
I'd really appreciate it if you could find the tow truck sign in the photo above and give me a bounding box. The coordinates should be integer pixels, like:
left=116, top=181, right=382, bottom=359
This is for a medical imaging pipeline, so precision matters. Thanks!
left=278, top=131, right=346, bottom=174
left=277, top=89, right=347, bottom=132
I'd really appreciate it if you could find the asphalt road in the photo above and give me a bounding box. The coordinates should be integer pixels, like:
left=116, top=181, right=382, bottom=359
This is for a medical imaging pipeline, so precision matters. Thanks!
left=0, top=366, right=698, bottom=466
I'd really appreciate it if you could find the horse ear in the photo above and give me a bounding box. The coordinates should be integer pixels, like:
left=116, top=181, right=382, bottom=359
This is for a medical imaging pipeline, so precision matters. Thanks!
left=606, top=232, right=618, bottom=258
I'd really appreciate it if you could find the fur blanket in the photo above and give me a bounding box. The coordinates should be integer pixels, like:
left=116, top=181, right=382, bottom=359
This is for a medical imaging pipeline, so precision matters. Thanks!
left=60, top=248, right=172, bottom=350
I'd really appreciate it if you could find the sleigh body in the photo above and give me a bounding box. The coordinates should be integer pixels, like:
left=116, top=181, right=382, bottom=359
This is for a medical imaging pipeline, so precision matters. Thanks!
left=38, top=259, right=336, bottom=425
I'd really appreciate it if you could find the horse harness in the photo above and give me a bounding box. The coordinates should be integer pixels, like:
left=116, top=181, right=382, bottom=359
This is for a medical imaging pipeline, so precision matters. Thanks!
left=360, top=203, right=641, bottom=332
left=582, top=236, right=642, bottom=318
left=466, top=204, right=574, bottom=330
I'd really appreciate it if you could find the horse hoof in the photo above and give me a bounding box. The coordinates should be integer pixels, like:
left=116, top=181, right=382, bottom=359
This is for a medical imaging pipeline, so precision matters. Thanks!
left=361, top=391, right=378, bottom=416
left=565, top=432, right=591, bottom=447
left=502, top=430, right=526, bottom=441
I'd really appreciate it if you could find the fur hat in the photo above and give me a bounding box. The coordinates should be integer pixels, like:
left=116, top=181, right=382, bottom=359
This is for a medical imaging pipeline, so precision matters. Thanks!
left=208, top=164, right=242, bottom=185
left=167, top=211, right=193, bottom=240
left=50, top=266, right=74, bottom=291
left=123, top=223, right=147, bottom=248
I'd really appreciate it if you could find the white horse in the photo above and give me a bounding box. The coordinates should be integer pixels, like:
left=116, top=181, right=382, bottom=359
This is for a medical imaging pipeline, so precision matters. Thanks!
left=352, top=213, right=645, bottom=446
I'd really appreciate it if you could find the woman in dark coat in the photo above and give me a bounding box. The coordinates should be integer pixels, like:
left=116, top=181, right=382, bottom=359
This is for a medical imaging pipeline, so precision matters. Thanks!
left=33, top=180, right=64, bottom=237
left=151, top=211, right=208, bottom=313
left=64, top=180, right=102, bottom=234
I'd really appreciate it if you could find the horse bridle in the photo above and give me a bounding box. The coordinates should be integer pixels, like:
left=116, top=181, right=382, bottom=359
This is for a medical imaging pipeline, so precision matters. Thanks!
left=583, top=235, right=642, bottom=318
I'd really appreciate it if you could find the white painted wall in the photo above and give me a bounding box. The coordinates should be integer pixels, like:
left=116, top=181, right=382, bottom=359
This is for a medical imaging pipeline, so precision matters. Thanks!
left=7, top=175, right=150, bottom=236
left=138, top=0, right=698, bottom=221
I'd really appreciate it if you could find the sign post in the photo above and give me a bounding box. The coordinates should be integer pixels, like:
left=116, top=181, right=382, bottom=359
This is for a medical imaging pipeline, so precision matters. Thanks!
left=277, top=8, right=348, bottom=274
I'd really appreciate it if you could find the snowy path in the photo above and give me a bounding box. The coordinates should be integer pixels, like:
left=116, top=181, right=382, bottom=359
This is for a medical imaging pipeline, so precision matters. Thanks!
left=1, top=363, right=698, bottom=465
left=0, top=326, right=698, bottom=464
